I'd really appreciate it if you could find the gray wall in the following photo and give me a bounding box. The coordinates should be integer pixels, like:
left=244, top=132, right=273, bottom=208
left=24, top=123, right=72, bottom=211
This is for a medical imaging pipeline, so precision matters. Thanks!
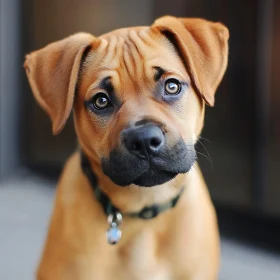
left=0, top=0, right=21, bottom=178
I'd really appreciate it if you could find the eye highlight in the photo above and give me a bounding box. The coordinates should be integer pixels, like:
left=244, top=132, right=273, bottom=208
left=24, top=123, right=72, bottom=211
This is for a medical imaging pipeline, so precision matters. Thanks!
left=90, top=92, right=111, bottom=110
left=164, top=78, right=182, bottom=95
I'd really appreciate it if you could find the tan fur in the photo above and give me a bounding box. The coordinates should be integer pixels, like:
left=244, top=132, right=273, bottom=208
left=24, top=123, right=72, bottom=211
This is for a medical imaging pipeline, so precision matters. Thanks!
left=24, top=16, right=229, bottom=280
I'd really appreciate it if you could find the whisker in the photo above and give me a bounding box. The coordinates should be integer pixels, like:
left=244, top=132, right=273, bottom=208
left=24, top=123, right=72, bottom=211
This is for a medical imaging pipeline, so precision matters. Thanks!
left=195, top=149, right=213, bottom=170
left=199, top=136, right=212, bottom=143
left=195, top=150, right=211, bottom=163
left=196, top=139, right=213, bottom=169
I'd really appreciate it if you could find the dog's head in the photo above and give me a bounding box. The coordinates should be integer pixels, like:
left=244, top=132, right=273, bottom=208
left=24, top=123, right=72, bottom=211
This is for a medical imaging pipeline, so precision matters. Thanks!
left=24, top=16, right=229, bottom=187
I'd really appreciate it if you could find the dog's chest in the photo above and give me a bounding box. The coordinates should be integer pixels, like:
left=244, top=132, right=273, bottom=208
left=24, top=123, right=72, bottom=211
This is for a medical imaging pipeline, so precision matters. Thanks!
left=106, top=260, right=172, bottom=280
left=88, top=249, right=172, bottom=280
left=115, top=231, right=170, bottom=279
left=89, top=228, right=175, bottom=280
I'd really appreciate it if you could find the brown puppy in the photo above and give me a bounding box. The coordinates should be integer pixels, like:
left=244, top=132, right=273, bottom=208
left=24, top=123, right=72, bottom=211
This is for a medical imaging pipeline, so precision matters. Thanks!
left=24, top=16, right=229, bottom=280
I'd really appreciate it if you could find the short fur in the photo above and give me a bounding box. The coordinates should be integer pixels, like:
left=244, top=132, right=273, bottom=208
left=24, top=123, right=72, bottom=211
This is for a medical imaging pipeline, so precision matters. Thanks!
left=24, top=16, right=229, bottom=280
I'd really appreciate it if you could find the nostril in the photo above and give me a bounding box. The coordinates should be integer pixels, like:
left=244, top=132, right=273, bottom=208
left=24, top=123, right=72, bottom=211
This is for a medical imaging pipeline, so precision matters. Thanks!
left=150, top=137, right=162, bottom=149
left=131, top=140, right=142, bottom=152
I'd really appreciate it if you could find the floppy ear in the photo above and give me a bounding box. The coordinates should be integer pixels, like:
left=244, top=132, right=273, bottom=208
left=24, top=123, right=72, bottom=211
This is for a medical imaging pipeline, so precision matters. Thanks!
left=152, top=16, right=229, bottom=106
left=24, top=33, right=94, bottom=135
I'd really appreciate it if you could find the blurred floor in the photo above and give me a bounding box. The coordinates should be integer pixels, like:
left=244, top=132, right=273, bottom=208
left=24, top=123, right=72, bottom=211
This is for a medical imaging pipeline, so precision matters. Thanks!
left=0, top=171, right=280, bottom=280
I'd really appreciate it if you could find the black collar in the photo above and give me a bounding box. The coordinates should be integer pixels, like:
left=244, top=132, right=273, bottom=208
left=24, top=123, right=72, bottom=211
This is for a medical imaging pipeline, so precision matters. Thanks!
left=81, top=151, right=184, bottom=220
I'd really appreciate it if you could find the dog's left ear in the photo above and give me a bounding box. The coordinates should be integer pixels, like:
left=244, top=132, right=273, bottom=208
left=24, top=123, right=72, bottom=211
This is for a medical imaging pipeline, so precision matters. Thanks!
left=24, top=33, right=94, bottom=134
left=152, top=16, right=229, bottom=106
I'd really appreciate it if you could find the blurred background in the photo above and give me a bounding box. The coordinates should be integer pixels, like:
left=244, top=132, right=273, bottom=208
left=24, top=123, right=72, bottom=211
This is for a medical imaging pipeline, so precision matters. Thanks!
left=0, top=0, right=280, bottom=279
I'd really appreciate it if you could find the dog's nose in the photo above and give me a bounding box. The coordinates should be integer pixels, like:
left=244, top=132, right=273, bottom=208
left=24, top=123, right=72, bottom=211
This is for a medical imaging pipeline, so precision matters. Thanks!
left=124, top=124, right=164, bottom=158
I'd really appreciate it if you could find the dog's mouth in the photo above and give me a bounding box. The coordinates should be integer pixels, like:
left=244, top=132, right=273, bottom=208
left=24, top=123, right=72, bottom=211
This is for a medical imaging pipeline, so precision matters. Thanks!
left=102, top=139, right=196, bottom=187
left=132, top=169, right=178, bottom=187
left=103, top=163, right=182, bottom=187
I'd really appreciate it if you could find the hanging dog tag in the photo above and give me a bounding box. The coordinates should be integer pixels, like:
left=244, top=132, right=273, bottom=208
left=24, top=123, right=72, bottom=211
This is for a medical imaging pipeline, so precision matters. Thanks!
left=106, top=212, right=122, bottom=245
left=107, top=222, right=122, bottom=245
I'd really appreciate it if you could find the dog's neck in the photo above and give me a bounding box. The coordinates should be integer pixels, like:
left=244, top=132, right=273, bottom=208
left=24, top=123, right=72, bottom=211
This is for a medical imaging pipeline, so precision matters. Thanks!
left=86, top=155, right=192, bottom=214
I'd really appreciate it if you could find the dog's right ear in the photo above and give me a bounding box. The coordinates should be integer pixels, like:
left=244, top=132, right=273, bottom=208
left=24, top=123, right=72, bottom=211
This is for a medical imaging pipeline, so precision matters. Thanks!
left=24, top=33, right=94, bottom=135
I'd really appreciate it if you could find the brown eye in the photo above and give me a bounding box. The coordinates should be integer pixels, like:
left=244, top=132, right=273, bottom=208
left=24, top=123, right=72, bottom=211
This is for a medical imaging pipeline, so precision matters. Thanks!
left=92, top=93, right=111, bottom=110
left=164, top=79, right=181, bottom=95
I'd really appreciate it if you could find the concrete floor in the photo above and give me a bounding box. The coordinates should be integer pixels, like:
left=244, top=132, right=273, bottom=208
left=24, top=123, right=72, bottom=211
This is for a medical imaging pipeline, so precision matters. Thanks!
left=0, top=170, right=280, bottom=280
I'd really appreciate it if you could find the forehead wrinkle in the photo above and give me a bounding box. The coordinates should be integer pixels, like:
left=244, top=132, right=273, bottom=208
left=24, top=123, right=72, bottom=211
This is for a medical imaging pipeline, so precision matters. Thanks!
left=115, top=36, right=125, bottom=58
left=122, top=42, right=138, bottom=82
left=137, top=29, right=160, bottom=50
left=129, top=29, right=153, bottom=54
left=96, top=39, right=110, bottom=66
left=84, top=39, right=122, bottom=76
left=122, top=31, right=158, bottom=90
left=129, top=31, right=153, bottom=81
left=128, top=35, right=146, bottom=80
left=127, top=30, right=145, bottom=59
left=100, top=36, right=119, bottom=66
left=129, top=30, right=169, bottom=86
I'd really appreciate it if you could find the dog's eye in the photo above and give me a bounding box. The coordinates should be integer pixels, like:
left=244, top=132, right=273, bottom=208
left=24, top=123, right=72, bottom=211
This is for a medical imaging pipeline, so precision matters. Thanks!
left=92, top=93, right=111, bottom=110
left=164, top=79, right=182, bottom=95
